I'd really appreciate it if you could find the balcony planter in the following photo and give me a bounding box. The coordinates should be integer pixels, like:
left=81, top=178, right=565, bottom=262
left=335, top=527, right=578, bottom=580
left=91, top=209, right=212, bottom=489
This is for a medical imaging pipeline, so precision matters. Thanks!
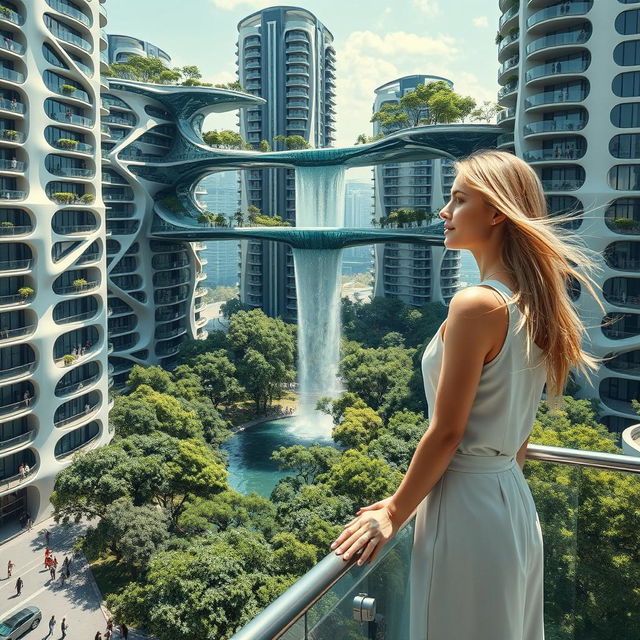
left=56, top=138, right=79, bottom=150
left=80, top=193, right=94, bottom=204
left=60, top=84, right=77, bottom=95
left=0, top=221, right=13, bottom=229
left=52, top=192, right=76, bottom=204
left=612, top=218, right=640, bottom=232
left=2, top=129, right=18, bottom=141
left=72, top=278, right=88, bottom=289
left=63, top=354, right=76, bottom=366
left=17, top=286, right=33, bottom=300
left=0, top=6, right=12, bottom=19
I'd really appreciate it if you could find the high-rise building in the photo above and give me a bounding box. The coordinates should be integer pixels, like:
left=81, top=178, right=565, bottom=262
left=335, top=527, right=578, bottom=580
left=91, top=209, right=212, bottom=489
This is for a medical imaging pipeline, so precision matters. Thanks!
left=197, top=171, right=240, bottom=288
left=106, top=34, right=171, bottom=66
left=372, top=75, right=459, bottom=306
left=101, top=81, right=210, bottom=389
left=237, top=6, right=336, bottom=321
left=343, top=180, right=373, bottom=275
left=495, top=0, right=640, bottom=436
left=0, top=0, right=112, bottom=532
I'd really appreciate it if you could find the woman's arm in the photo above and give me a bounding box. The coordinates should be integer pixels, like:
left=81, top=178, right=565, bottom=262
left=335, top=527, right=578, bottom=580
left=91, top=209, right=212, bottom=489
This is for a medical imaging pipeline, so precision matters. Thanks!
left=387, top=287, right=504, bottom=526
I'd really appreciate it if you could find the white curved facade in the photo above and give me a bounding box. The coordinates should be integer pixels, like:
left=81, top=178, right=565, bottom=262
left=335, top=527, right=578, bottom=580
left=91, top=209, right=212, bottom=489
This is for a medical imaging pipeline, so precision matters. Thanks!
left=101, top=87, right=207, bottom=389
left=496, top=0, right=640, bottom=437
left=0, top=0, right=112, bottom=532
left=372, top=75, right=459, bottom=306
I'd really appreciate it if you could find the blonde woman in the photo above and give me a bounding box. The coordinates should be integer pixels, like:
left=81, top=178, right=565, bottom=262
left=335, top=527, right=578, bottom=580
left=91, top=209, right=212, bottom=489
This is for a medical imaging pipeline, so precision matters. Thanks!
left=330, top=150, right=606, bottom=639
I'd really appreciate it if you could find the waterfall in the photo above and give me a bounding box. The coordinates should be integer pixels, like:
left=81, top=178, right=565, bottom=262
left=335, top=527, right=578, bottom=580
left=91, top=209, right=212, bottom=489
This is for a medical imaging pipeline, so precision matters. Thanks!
left=292, top=165, right=346, bottom=432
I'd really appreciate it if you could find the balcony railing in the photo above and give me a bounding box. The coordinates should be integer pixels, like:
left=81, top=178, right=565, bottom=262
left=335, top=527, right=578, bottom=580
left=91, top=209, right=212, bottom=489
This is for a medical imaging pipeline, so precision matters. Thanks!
left=0, top=6, right=24, bottom=25
left=54, top=139, right=93, bottom=154
left=0, top=66, right=24, bottom=83
left=55, top=310, right=96, bottom=324
left=527, top=29, right=590, bottom=56
left=56, top=373, right=100, bottom=397
left=0, top=361, right=34, bottom=381
left=46, top=0, right=92, bottom=27
left=0, top=397, right=34, bottom=419
left=49, top=112, right=94, bottom=128
left=0, top=430, right=34, bottom=453
left=526, top=57, right=589, bottom=82
left=0, top=97, right=24, bottom=114
left=229, top=444, right=640, bottom=640
left=523, top=119, right=586, bottom=135
left=54, top=403, right=99, bottom=428
left=0, top=258, right=32, bottom=272
left=539, top=178, right=584, bottom=191
left=54, top=280, right=98, bottom=295
left=0, top=464, right=38, bottom=492
left=0, top=190, right=25, bottom=200
left=48, top=166, right=93, bottom=178
left=47, top=23, right=93, bottom=52
left=0, top=37, right=24, bottom=56
left=527, top=2, right=593, bottom=29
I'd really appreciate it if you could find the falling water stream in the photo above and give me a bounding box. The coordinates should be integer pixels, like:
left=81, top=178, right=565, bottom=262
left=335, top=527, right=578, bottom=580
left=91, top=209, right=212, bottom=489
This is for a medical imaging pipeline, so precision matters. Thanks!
left=292, top=165, right=347, bottom=433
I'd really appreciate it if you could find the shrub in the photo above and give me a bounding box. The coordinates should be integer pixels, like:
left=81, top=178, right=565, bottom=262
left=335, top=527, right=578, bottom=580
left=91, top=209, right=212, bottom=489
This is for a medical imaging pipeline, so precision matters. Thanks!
left=80, top=193, right=94, bottom=204
left=60, top=84, right=77, bottom=95
left=0, top=221, right=14, bottom=228
left=56, top=138, right=79, bottom=150
left=63, top=354, right=76, bottom=366
left=0, top=6, right=12, bottom=19
left=72, top=278, right=88, bottom=289
left=2, top=129, right=18, bottom=141
left=51, top=192, right=76, bottom=204
left=17, top=286, right=34, bottom=300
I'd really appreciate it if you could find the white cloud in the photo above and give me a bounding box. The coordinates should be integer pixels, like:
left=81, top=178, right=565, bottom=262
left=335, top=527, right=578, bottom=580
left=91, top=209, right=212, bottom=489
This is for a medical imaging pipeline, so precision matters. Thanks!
left=472, top=16, right=489, bottom=28
left=210, top=0, right=277, bottom=9
left=413, top=0, right=439, bottom=16
left=334, top=30, right=459, bottom=147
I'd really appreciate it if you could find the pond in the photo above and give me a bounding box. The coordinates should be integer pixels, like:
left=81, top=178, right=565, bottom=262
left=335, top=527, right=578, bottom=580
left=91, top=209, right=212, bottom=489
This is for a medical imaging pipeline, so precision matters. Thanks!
left=222, top=415, right=337, bottom=498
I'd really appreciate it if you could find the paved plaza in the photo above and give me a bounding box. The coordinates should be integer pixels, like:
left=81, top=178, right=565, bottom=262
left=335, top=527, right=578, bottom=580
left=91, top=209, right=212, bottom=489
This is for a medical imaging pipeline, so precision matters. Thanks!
left=0, top=519, right=108, bottom=640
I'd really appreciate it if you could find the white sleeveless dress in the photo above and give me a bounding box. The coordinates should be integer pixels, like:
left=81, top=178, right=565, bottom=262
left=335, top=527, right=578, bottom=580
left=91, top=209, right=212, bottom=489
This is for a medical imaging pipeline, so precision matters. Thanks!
left=409, top=280, right=547, bottom=640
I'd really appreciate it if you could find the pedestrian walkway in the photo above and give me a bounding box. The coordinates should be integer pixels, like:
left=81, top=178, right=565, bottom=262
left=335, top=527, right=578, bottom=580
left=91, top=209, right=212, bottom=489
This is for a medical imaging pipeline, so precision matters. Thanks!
left=0, top=518, right=106, bottom=636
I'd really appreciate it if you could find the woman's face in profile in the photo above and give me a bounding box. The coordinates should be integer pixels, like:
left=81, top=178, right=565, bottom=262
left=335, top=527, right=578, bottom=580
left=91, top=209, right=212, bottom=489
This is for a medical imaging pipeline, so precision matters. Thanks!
left=439, top=176, right=496, bottom=251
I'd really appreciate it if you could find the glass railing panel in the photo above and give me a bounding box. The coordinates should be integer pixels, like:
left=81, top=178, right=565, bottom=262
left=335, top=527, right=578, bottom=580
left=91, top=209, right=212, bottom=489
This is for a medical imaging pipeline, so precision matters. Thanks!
left=0, top=66, right=24, bottom=83
left=526, top=58, right=589, bottom=82
left=527, top=1, right=592, bottom=29
left=46, top=0, right=92, bottom=26
left=523, top=119, right=586, bottom=135
left=527, top=30, right=590, bottom=55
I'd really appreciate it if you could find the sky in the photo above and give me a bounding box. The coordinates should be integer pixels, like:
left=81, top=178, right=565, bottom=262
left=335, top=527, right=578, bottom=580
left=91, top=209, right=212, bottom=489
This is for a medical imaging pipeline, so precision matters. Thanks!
left=105, top=0, right=502, bottom=178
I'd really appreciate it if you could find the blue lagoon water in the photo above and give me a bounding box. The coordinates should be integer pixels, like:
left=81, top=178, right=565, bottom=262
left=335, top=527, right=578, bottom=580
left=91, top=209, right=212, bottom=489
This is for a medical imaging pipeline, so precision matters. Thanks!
left=223, top=418, right=337, bottom=498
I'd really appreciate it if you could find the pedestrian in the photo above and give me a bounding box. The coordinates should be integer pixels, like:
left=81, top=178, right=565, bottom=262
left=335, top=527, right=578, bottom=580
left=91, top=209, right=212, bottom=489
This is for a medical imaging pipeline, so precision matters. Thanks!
left=22, top=390, right=30, bottom=406
left=45, top=555, right=53, bottom=570
left=60, top=618, right=68, bottom=639
left=44, top=528, right=50, bottom=545
left=15, top=576, right=22, bottom=595
left=84, top=402, right=91, bottom=414
left=7, top=559, right=14, bottom=577
left=45, top=616, right=55, bottom=639
left=95, top=631, right=102, bottom=640
left=10, top=157, right=17, bottom=170
left=10, top=96, right=16, bottom=111
left=106, top=619, right=113, bottom=635
left=24, top=463, right=30, bottom=476
left=105, top=630, right=111, bottom=640
left=119, top=624, right=128, bottom=640
left=53, top=556, right=58, bottom=569
left=65, top=563, right=70, bottom=578
left=26, top=512, right=32, bottom=530
left=18, top=463, right=24, bottom=480
left=49, top=565, right=55, bottom=580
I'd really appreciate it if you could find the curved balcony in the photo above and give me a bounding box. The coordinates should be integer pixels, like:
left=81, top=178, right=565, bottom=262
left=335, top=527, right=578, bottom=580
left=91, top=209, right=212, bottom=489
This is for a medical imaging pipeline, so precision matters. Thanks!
left=523, top=117, right=586, bottom=137
left=497, top=81, right=518, bottom=100
left=0, top=360, right=34, bottom=383
left=526, top=56, right=590, bottom=83
left=0, top=37, right=24, bottom=57
left=0, top=66, right=24, bottom=84
left=155, top=325, right=186, bottom=340
left=527, top=2, right=592, bottom=30
left=539, top=178, right=584, bottom=191
left=48, top=166, right=94, bottom=179
left=498, top=55, right=519, bottom=82
left=0, top=129, right=24, bottom=145
left=499, top=3, right=519, bottom=30
left=46, top=19, right=93, bottom=52
left=54, top=404, right=99, bottom=429
left=604, top=242, right=640, bottom=272
left=0, top=323, right=35, bottom=344
left=0, top=397, right=34, bottom=420
left=53, top=223, right=97, bottom=235
left=0, top=258, right=31, bottom=273
left=51, top=84, right=91, bottom=105
left=0, top=159, right=24, bottom=173
left=49, top=111, right=94, bottom=128
left=498, top=30, right=520, bottom=58
left=0, top=463, right=38, bottom=493
left=0, top=6, right=24, bottom=26
left=54, top=280, right=98, bottom=295
left=55, top=373, right=100, bottom=398
left=46, top=0, right=92, bottom=27
left=0, top=189, right=24, bottom=200
left=53, top=138, right=93, bottom=154
left=522, top=145, right=586, bottom=163
left=526, top=29, right=591, bottom=57
left=496, top=108, right=515, bottom=124
left=0, top=429, right=35, bottom=454
left=525, top=86, right=588, bottom=110
left=0, top=97, right=24, bottom=116
left=54, top=422, right=100, bottom=459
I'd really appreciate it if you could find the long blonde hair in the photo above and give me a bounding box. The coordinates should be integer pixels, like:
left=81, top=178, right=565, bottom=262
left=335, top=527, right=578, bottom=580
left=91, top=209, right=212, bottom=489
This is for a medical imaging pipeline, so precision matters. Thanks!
left=454, top=149, right=608, bottom=411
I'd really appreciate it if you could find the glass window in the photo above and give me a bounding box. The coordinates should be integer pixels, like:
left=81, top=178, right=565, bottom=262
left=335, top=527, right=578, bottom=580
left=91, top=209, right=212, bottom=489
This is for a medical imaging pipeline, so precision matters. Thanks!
left=619, top=0, right=640, bottom=4
left=613, top=39, right=640, bottom=65
left=610, top=133, right=640, bottom=158
left=42, top=43, right=67, bottom=69
left=611, top=102, right=640, bottom=127
left=613, top=70, right=640, bottom=96
left=608, top=164, right=640, bottom=189
left=616, top=9, right=640, bottom=33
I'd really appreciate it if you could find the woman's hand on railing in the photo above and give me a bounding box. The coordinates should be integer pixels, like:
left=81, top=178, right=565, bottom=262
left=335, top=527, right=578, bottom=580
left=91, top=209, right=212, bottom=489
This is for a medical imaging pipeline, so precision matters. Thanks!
left=329, top=496, right=399, bottom=566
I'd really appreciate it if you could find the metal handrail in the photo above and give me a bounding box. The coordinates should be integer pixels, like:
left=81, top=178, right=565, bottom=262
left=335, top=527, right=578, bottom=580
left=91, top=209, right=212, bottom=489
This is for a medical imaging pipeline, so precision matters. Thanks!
left=229, top=444, right=640, bottom=640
